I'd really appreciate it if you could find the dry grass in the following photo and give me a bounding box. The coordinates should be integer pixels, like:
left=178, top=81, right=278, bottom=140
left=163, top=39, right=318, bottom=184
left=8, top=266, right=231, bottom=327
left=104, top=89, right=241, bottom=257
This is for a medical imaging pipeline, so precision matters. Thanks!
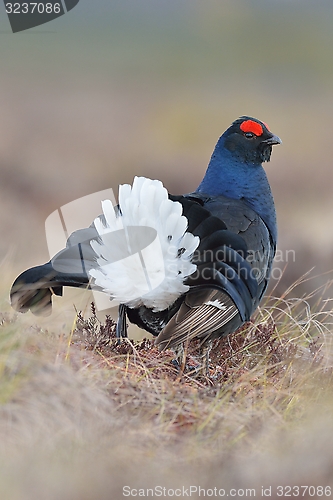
left=0, top=278, right=333, bottom=499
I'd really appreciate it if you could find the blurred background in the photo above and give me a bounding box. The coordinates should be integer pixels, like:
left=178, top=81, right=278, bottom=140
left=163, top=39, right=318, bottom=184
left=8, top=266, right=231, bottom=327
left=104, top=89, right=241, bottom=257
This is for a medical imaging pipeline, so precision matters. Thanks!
left=1, top=0, right=333, bottom=311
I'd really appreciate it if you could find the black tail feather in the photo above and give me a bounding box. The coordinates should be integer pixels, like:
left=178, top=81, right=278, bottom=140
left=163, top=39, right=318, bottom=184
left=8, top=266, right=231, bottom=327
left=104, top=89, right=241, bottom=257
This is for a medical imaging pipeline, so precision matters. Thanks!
left=10, top=262, right=90, bottom=315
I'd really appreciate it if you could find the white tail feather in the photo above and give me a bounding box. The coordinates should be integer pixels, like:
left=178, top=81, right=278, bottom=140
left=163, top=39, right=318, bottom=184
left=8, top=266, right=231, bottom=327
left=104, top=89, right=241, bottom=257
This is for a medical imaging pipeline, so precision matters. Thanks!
left=89, top=177, right=199, bottom=311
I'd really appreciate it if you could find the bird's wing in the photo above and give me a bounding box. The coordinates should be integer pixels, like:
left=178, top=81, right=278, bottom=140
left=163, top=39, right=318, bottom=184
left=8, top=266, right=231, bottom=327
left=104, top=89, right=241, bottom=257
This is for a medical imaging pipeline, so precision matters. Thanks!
left=202, top=195, right=276, bottom=287
left=153, top=193, right=274, bottom=350
left=155, top=288, right=239, bottom=350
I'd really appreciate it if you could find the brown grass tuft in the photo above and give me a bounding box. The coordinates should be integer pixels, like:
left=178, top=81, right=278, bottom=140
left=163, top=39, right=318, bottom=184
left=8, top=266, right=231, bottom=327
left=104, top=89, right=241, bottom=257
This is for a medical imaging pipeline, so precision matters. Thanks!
left=0, top=280, right=333, bottom=499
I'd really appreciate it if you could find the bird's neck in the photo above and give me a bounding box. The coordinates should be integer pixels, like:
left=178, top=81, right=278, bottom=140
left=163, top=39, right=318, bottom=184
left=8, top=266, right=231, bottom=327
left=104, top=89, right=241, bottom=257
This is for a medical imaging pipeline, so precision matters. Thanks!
left=196, top=143, right=277, bottom=242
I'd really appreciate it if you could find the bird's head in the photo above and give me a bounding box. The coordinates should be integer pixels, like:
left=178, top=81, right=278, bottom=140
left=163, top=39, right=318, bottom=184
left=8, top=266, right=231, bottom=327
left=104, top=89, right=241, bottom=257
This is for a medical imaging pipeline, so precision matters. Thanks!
left=222, top=116, right=281, bottom=164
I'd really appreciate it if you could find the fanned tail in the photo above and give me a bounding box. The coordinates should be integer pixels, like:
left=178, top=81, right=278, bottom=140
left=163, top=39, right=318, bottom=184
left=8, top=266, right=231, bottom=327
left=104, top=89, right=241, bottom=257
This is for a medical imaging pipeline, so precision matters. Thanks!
left=89, top=177, right=199, bottom=311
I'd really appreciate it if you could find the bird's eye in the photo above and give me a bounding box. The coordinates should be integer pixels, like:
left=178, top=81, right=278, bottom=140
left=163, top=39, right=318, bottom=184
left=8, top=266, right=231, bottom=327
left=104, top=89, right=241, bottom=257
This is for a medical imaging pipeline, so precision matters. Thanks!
left=244, top=132, right=255, bottom=139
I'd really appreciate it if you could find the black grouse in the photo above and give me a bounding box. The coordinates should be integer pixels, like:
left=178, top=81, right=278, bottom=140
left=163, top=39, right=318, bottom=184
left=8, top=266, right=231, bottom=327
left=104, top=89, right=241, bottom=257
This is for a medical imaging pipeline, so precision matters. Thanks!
left=10, top=116, right=281, bottom=374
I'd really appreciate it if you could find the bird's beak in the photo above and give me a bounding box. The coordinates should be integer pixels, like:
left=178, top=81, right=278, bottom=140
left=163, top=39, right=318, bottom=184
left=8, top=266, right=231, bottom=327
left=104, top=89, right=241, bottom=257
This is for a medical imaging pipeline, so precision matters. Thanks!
left=263, top=134, right=282, bottom=146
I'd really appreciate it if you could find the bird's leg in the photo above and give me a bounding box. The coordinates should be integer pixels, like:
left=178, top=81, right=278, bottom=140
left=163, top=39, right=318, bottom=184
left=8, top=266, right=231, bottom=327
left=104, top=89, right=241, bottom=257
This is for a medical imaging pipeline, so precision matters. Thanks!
left=195, top=339, right=213, bottom=377
left=116, top=304, right=128, bottom=344
left=171, top=343, right=186, bottom=372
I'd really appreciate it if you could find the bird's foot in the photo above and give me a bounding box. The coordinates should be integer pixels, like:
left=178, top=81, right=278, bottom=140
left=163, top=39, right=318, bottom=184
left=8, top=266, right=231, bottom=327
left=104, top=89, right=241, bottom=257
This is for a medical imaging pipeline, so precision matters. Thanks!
left=187, top=339, right=213, bottom=379
left=171, top=344, right=187, bottom=374
left=171, top=355, right=211, bottom=378
left=171, top=340, right=213, bottom=378
left=186, top=361, right=210, bottom=378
